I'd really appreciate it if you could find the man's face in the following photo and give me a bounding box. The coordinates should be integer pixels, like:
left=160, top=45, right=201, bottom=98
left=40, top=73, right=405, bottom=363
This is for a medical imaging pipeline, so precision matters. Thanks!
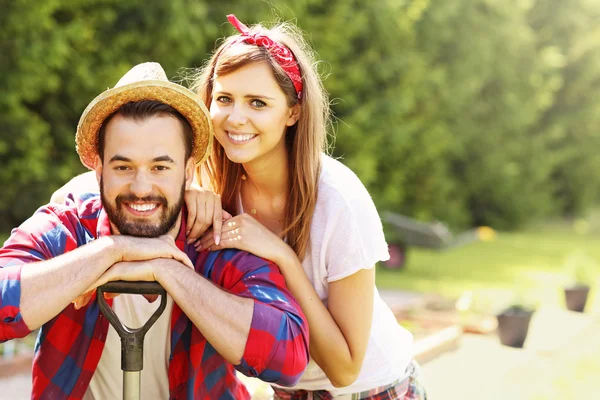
left=96, top=114, right=194, bottom=237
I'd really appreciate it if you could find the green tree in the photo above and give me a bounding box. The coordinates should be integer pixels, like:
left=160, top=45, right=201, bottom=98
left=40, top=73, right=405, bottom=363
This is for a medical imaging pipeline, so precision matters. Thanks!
left=0, top=0, right=218, bottom=231
left=528, top=0, right=600, bottom=217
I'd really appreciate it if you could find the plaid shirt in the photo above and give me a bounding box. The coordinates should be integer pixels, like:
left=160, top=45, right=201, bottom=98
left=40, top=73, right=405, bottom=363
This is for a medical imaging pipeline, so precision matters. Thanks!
left=0, top=193, right=309, bottom=399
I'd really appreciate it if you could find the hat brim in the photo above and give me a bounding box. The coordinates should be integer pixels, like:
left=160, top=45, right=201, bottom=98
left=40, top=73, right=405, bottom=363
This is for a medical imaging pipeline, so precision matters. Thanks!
left=76, top=80, right=213, bottom=170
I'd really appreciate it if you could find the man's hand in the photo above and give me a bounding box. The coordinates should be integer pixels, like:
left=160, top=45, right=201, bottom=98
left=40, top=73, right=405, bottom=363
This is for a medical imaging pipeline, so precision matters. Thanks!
left=114, top=235, right=193, bottom=269
left=73, top=236, right=193, bottom=309
left=73, top=259, right=158, bottom=309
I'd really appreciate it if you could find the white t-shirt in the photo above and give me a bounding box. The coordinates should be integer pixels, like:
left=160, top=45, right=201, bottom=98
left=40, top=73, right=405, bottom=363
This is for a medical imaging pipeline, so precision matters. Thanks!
left=83, top=293, right=173, bottom=400
left=272, top=154, right=414, bottom=395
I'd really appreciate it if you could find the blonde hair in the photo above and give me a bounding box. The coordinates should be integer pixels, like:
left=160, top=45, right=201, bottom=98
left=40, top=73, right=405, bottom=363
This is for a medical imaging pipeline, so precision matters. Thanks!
left=191, top=19, right=329, bottom=260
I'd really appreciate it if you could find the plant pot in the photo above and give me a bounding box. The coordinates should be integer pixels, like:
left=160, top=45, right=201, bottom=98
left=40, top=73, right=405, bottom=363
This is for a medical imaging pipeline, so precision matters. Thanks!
left=382, top=242, right=408, bottom=270
left=496, top=306, right=534, bottom=348
left=564, top=284, right=590, bottom=313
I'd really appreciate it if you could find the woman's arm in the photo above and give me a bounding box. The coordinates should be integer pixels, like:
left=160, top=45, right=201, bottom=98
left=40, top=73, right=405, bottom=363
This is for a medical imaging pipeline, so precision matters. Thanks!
left=50, top=171, right=98, bottom=203
left=276, top=248, right=374, bottom=387
left=196, top=213, right=374, bottom=387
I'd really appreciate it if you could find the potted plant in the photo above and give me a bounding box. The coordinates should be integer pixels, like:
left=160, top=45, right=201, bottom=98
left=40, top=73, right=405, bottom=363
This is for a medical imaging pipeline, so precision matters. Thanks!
left=495, top=292, right=536, bottom=349
left=563, top=252, right=596, bottom=313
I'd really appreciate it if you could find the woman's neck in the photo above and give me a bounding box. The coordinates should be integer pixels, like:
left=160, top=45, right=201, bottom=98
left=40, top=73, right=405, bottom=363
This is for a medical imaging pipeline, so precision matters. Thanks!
left=243, top=164, right=288, bottom=198
left=242, top=152, right=290, bottom=198
left=240, top=155, right=289, bottom=235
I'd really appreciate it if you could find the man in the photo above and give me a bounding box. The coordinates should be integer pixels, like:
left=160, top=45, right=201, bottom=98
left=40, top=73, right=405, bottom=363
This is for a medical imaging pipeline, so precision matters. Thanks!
left=0, top=62, right=309, bottom=399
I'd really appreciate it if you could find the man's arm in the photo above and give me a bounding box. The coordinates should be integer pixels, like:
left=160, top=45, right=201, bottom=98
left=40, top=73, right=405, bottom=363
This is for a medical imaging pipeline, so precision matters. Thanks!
left=157, top=251, right=309, bottom=386
left=18, top=237, right=122, bottom=331
left=156, top=260, right=253, bottom=362
left=91, top=250, right=310, bottom=386
left=157, top=250, right=309, bottom=386
left=1, top=205, right=192, bottom=341
left=0, top=207, right=121, bottom=340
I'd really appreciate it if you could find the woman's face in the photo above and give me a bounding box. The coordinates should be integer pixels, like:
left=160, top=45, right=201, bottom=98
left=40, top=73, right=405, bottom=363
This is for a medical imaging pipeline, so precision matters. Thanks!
left=210, top=62, right=300, bottom=168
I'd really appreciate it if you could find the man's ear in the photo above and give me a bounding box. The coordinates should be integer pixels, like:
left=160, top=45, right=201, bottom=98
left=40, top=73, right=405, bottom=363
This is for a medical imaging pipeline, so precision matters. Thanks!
left=94, top=155, right=103, bottom=185
left=286, top=103, right=301, bottom=127
left=185, top=158, right=196, bottom=189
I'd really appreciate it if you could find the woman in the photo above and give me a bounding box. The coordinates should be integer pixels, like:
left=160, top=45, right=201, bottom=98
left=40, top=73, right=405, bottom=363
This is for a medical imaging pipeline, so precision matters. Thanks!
left=190, top=15, right=425, bottom=400
left=56, top=14, right=426, bottom=399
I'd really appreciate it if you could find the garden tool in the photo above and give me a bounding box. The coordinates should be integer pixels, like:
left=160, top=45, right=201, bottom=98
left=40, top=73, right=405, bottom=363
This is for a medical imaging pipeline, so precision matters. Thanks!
left=97, top=281, right=167, bottom=400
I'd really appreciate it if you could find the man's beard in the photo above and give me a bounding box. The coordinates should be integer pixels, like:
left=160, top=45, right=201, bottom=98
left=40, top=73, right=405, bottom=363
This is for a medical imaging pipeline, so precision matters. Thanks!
left=100, top=177, right=185, bottom=238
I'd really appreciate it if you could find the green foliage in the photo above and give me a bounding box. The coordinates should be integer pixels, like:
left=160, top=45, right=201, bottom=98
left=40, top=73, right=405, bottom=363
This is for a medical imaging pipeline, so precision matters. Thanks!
left=563, top=251, right=598, bottom=286
left=0, top=0, right=219, bottom=231
left=1, top=0, right=600, bottom=233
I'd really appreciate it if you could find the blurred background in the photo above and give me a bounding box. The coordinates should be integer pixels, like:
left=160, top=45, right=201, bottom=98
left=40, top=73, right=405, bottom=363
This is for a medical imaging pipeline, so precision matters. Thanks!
left=1, top=0, right=600, bottom=398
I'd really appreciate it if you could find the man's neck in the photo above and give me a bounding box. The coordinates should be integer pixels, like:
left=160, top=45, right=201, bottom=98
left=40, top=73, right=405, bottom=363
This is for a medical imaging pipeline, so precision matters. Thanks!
left=167, top=216, right=183, bottom=240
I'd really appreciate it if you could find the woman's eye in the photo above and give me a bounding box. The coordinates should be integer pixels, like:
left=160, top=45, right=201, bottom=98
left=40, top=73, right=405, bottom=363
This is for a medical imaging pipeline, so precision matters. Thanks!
left=154, top=165, right=169, bottom=171
left=114, top=165, right=130, bottom=171
left=216, top=96, right=232, bottom=104
left=251, top=99, right=266, bottom=108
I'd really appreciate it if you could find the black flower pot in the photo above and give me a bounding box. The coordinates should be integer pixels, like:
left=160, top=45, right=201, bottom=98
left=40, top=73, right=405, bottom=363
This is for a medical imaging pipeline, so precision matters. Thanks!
left=496, top=306, right=534, bottom=348
left=564, top=284, right=590, bottom=313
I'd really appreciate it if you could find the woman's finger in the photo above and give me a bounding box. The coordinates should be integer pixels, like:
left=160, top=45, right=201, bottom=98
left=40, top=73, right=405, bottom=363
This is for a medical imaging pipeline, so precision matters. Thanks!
left=195, top=227, right=215, bottom=250
left=195, top=236, right=214, bottom=251
left=188, top=195, right=212, bottom=243
left=185, top=191, right=198, bottom=237
left=217, top=233, right=242, bottom=250
left=212, top=195, right=224, bottom=245
left=196, top=219, right=238, bottom=251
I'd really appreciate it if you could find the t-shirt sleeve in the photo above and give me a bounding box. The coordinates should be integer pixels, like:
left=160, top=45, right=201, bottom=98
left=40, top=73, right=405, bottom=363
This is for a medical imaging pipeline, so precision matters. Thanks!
left=324, top=182, right=390, bottom=283
left=51, top=171, right=99, bottom=204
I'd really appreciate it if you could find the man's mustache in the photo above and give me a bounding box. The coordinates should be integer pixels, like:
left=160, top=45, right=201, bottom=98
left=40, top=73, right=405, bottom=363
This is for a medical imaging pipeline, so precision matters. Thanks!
left=115, top=194, right=168, bottom=206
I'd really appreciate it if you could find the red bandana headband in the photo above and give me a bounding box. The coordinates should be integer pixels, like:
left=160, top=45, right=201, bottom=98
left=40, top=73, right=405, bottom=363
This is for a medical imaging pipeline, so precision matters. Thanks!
left=227, top=14, right=303, bottom=100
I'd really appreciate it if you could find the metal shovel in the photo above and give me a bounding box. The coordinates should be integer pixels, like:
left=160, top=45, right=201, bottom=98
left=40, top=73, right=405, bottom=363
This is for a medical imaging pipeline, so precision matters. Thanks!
left=97, top=281, right=167, bottom=400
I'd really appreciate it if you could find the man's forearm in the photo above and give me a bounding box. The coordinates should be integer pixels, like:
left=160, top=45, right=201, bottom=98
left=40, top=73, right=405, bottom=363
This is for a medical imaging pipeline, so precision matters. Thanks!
left=155, top=261, right=254, bottom=365
left=19, top=237, right=120, bottom=330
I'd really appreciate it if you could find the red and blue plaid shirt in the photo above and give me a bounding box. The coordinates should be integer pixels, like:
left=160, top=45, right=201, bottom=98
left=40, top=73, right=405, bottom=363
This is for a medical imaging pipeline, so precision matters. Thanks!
left=0, top=193, right=309, bottom=399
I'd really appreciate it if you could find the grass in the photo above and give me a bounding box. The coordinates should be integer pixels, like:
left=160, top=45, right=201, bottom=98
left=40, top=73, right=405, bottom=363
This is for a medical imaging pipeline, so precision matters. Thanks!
left=376, top=221, right=600, bottom=311
left=377, top=216, right=600, bottom=399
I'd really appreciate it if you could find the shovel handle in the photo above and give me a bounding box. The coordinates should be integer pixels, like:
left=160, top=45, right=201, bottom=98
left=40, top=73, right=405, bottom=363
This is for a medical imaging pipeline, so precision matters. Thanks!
left=97, top=281, right=167, bottom=372
left=98, top=280, right=166, bottom=296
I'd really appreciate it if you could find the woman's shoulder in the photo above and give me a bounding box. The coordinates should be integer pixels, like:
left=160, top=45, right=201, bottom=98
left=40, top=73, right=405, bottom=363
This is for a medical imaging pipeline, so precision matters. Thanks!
left=317, top=154, right=374, bottom=207
left=51, top=171, right=99, bottom=204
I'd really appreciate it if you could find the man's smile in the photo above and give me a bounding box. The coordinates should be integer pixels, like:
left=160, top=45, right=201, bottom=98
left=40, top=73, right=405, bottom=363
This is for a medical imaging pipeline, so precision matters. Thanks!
left=122, top=202, right=161, bottom=216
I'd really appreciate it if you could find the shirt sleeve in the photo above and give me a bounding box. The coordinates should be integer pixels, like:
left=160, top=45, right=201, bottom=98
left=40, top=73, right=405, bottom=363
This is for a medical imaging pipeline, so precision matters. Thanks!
left=208, top=249, right=310, bottom=386
left=324, top=181, right=390, bottom=283
left=0, top=206, right=77, bottom=342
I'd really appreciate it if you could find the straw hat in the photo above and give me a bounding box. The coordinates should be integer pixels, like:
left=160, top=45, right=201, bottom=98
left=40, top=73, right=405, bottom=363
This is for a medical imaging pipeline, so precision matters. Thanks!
left=76, top=62, right=212, bottom=169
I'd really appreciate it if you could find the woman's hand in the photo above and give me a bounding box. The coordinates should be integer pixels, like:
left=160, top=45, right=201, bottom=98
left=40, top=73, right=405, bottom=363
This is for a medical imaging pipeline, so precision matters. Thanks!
left=184, top=184, right=232, bottom=245
left=195, top=213, right=291, bottom=266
